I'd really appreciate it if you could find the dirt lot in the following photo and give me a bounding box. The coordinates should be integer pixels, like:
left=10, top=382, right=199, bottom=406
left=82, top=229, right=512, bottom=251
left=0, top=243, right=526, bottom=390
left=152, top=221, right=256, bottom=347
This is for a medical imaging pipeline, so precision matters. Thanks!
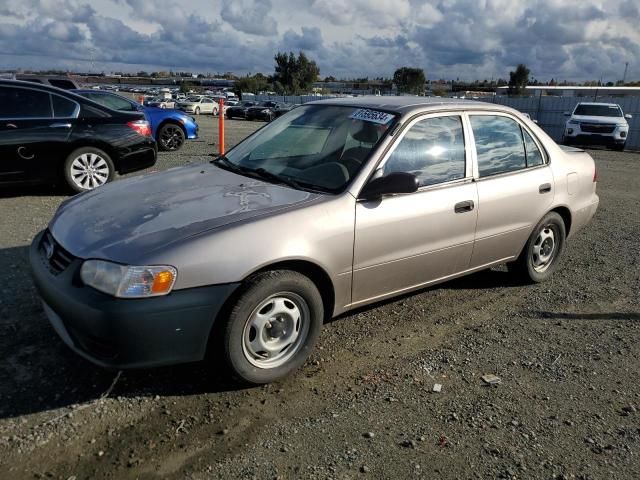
left=0, top=118, right=639, bottom=480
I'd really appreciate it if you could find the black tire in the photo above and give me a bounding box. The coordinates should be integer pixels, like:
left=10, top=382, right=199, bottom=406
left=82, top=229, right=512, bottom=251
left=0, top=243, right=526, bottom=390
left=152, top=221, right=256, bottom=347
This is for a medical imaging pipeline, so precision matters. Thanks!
left=194, top=107, right=200, bottom=115
left=157, top=123, right=186, bottom=152
left=612, top=143, right=625, bottom=152
left=221, top=270, right=324, bottom=385
left=509, top=212, right=566, bottom=283
left=213, top=107, right=219, bottom=116
left=63, top=147, right=115, bottom=193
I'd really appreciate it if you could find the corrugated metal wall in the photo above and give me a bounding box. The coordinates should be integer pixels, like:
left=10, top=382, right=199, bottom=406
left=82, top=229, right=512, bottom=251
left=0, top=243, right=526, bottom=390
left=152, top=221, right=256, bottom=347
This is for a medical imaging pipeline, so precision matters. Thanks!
left=253, top=94, right=640, bottom=150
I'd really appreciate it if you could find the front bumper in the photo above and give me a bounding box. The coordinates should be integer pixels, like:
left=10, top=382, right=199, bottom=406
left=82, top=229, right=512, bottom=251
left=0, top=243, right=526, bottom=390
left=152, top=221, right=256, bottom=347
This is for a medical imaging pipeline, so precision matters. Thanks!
left=29, top=231, right=239, bottom=369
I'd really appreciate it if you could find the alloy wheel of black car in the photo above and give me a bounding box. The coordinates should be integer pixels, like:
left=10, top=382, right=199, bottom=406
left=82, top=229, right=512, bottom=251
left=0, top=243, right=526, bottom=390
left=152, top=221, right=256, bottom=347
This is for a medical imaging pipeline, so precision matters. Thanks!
left=158, top=123, right=186, bottom=152
left=63, top=147, right=115, bottom=193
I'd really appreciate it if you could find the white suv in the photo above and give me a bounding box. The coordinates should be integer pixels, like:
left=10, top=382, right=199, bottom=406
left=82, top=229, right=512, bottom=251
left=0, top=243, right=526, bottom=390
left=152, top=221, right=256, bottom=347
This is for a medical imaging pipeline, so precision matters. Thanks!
left=563, top=102, right=632, bottom=151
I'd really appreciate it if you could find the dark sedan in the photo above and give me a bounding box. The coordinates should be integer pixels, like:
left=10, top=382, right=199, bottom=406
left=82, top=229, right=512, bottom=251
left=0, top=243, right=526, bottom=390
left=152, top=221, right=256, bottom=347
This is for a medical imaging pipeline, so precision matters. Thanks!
left=0, top=80, right=157, bottom=192
left=225, top=101, right=257, bottom=119
left=245, top=102, right=298, bottom=121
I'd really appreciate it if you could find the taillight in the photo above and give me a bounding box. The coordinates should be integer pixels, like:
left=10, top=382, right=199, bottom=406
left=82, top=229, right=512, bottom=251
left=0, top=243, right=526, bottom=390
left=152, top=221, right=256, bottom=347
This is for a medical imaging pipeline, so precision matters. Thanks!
left=593, top=166, right=598, bottom=182
left=127, top=120, right=151, bottom=137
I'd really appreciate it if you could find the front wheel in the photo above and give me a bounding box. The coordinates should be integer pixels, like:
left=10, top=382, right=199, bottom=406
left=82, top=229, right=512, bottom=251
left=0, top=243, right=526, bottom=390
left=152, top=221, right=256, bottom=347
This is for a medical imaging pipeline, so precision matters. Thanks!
left=509, top=212, right=566, bottom=283
left=221, top=270, right=324, bottom=385
left=194, top=107, right=200, bottom=115
left=612, top=143, right=625, bottom=152
left=63, top=147, right=115, bottom=193
left=158, top=123, right=185, bottom=151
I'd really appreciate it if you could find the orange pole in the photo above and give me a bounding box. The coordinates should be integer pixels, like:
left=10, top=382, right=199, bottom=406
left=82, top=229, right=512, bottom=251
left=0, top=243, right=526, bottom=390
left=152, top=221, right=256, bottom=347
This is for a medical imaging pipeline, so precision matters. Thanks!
left=139, top=95, right=144, bottom=105
left=218, top=98, right=225, bottom=155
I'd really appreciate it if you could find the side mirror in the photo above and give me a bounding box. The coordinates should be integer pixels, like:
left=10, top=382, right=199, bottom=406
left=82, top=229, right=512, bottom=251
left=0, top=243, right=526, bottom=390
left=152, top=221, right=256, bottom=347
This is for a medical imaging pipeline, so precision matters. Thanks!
left=563, top=111, right=571, bottom=116
left=625, top=114, right=632, bottom=119
left=359, top=172, right=419, bottom=200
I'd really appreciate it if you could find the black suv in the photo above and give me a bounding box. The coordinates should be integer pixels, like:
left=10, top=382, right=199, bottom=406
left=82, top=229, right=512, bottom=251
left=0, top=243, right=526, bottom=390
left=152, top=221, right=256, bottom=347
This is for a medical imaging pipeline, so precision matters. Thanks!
left=0, top=80, right=157, bottom=192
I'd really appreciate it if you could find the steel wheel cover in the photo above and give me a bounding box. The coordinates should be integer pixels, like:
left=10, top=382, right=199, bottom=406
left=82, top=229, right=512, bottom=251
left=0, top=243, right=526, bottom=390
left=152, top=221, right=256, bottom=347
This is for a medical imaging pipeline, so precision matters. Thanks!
left=531, top=225, right=557, bottom=272
left=242, top=292, right=310, bottom=369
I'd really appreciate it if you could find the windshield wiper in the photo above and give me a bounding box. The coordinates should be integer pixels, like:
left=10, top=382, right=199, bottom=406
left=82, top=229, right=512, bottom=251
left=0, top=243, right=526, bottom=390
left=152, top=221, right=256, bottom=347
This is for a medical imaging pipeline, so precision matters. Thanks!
left=212, top=156, right=329, bottom=193
left=249, top=168, right=303, bottom=190
left=211, top=155, right=247, bottom=175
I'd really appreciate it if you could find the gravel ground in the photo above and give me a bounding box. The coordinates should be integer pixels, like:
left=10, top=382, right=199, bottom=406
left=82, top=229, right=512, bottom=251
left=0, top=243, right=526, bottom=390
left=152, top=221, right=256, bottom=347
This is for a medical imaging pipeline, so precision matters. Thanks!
left=0, top=118, right=639, bottom=480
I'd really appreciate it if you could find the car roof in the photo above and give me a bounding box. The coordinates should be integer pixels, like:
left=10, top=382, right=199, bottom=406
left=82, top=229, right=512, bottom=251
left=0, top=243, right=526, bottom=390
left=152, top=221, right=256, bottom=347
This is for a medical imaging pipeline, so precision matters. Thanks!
left=307, top=95, right=517, bottom=115
left=575, top=102, right=620, bottom=107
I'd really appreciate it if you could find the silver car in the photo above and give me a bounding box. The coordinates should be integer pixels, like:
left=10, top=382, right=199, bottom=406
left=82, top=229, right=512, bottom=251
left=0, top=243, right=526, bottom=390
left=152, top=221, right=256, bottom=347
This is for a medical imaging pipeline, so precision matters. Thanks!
left=30, top=97, right=599, bottom=385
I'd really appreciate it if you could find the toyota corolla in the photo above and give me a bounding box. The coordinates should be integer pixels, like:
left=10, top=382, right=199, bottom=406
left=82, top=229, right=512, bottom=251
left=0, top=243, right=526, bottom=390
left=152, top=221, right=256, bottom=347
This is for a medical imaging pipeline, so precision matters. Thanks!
left=30, top=97, right=599, bottom=385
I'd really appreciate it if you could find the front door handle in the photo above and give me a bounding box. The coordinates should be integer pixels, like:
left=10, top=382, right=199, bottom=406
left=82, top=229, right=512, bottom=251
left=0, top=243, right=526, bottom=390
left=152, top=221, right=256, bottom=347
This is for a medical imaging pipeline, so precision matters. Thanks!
left=5, top=123, right=17, bottom=129
left=49, top=123, right=72, bottom=129
left=454, top=200, right=475, bottom=213
left=539, top=183, right=552, bottom=194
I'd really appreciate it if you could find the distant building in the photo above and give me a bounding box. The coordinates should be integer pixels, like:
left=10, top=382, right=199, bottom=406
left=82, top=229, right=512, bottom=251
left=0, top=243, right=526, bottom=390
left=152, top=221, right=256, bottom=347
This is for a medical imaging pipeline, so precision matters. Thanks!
left=496, top=85, right=640, bottom=98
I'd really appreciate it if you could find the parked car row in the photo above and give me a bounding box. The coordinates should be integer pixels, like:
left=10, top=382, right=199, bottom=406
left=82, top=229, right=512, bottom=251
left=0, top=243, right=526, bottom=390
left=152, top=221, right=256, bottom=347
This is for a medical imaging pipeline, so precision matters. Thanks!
left=226, top=101, right=297, bottom=121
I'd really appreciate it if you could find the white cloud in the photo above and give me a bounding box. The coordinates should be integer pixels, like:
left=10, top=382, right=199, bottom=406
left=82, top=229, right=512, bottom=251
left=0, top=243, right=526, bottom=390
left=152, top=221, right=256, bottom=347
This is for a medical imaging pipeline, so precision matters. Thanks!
left=0, top=0, right=638, bottom=82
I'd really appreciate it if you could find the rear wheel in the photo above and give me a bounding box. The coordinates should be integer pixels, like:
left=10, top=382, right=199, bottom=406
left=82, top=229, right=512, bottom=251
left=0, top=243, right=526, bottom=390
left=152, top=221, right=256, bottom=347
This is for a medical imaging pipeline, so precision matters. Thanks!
left=213, top=107, right=219, bottom=116
left=63, top=147, right=114, bottom=193
left=157, top=123, right=185, bottom=151
left=221, top=270, right=324, bottom=385
left=509, top=212, right=566, bottom=283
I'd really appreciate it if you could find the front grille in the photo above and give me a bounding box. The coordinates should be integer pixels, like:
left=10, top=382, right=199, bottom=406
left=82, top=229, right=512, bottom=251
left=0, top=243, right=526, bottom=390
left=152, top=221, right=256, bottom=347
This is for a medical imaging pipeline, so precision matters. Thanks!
left=39, top=231, right=75, bottom=275
left=580, top=123, right=616, bottom=134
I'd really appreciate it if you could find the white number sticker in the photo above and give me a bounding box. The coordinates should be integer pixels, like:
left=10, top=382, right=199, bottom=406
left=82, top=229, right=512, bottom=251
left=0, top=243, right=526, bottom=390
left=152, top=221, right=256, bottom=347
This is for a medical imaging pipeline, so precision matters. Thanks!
left=349, top=109, right=395, bottom=125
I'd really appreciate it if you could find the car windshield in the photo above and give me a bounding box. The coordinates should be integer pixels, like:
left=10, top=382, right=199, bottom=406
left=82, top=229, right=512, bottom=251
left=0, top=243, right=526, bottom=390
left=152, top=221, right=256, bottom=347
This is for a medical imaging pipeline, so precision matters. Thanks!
left=185, top=96, right=201, bottom=102
left=217, top=104, right=397, bottom=193
left=574, top=104, right=622, bottom=117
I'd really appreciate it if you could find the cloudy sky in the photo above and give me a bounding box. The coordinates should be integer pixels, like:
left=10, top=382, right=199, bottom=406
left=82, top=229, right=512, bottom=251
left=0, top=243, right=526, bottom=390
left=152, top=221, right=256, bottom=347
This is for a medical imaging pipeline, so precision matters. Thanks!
left=0, top=0, right=638, bottom=81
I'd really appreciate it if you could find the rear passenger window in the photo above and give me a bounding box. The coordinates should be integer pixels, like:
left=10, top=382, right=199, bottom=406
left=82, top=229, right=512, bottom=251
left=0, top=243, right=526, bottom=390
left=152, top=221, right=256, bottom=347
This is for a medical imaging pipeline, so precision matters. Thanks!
left=0, top=86, right=52, bottom=118
left=384, top=115, right=466, bottom=187
left=52, top=95, right=78, bottom=118
left=523, top=129, right=544, bottom=167
left=470, top=115, right=526, bottom=177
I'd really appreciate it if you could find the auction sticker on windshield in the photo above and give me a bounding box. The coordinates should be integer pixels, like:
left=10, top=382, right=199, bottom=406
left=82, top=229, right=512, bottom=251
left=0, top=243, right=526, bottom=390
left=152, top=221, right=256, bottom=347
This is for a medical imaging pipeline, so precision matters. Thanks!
left=349, top=109, right=395, bottom=125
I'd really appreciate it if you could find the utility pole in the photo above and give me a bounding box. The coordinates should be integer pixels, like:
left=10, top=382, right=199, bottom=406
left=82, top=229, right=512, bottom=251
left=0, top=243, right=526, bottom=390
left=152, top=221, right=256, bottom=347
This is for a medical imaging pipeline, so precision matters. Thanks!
left=622, top=62, right=629, bottom=84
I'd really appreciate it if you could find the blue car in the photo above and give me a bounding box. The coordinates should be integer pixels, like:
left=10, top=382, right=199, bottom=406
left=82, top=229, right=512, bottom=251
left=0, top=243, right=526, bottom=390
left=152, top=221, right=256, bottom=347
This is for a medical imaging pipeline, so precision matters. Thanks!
left=73, top=90, right=198, bottom=152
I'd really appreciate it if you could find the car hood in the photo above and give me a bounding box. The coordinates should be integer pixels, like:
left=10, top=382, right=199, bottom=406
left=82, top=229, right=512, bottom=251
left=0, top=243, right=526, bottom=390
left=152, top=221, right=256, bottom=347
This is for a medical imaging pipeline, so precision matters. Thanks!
left=570, top=115, right=627, bottom=125
left=49, top=164, right=319, bottom=263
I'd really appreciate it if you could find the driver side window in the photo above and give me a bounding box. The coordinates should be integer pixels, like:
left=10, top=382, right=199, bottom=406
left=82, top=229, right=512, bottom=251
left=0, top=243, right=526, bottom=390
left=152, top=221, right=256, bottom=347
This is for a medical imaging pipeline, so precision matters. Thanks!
left=383, top=115, right=466, bottom=187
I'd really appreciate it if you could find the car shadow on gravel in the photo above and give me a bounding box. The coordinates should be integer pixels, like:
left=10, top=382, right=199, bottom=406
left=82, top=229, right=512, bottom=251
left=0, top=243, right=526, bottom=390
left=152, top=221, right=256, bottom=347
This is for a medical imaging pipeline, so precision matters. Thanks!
left=0, top=184, right=70, bottom=198
left=328, top=267, right=525, bottom=324
left=0, top=245, right=247, bottom=421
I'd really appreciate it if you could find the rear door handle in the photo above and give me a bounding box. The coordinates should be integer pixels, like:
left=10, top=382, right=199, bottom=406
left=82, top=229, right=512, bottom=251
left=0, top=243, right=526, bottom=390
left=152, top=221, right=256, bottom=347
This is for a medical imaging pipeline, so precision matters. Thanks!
left=454, top=200, right=475, bottom=213
left=49, top=123, right=72, bottom=129
left=539, top=183, right=552, bottom=193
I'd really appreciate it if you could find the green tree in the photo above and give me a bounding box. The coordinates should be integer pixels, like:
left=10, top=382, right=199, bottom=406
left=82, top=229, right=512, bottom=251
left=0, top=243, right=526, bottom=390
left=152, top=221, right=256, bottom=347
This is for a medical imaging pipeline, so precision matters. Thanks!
left=233, top=73, right=270, bottom=98
left=273, top=51, right=320, bottom=94
left=392, top=67, right=426, bottom=95
left=508, top=64, right=530, bottom=95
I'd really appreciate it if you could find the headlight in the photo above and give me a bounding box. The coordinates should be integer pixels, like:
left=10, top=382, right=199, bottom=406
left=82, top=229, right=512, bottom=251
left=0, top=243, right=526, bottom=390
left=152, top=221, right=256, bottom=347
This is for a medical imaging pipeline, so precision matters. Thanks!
left=262, top=109, right=269, bottom=113
left=80, top=260, right=177, bottom=298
